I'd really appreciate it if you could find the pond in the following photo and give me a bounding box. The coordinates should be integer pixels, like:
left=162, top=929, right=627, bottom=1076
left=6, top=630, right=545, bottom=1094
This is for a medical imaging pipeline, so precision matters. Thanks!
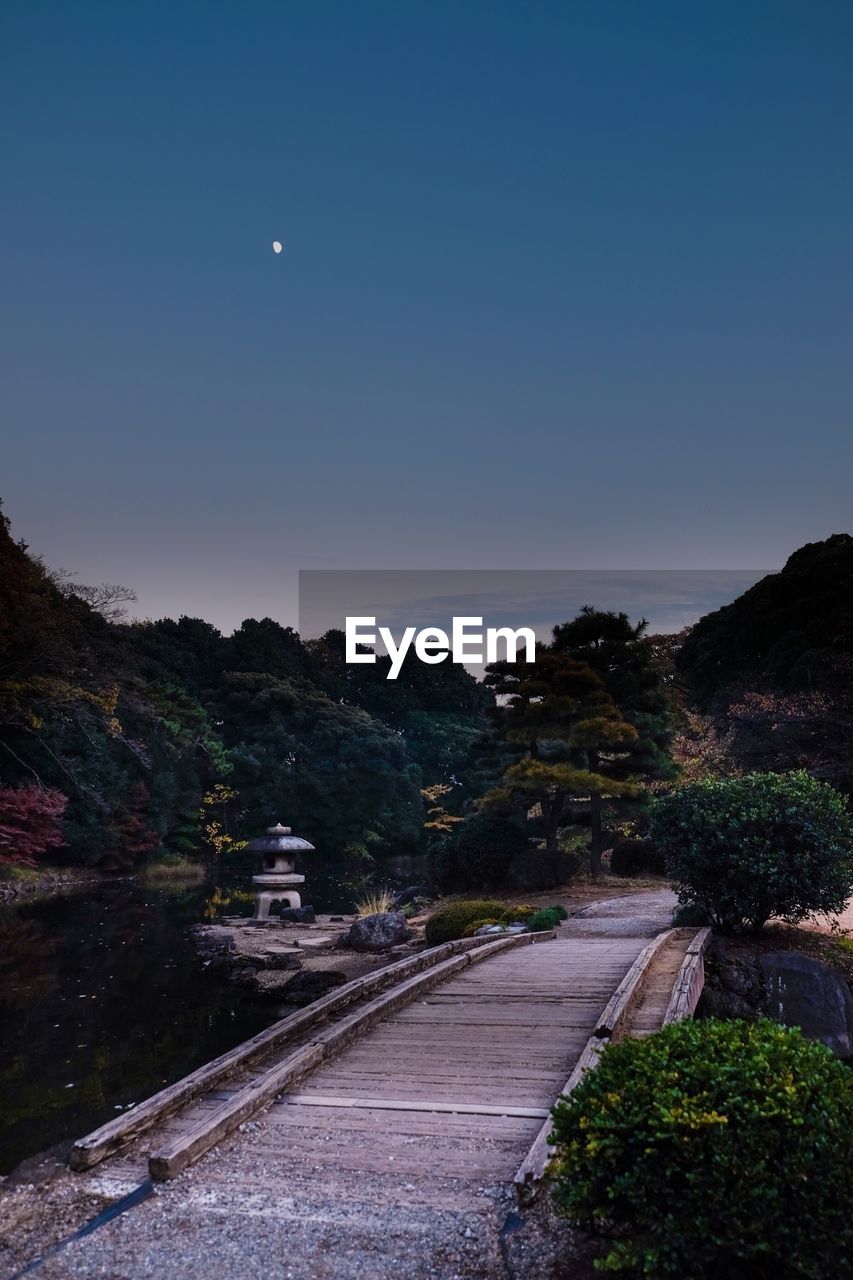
left=0, top=855, right=427, bottom=1174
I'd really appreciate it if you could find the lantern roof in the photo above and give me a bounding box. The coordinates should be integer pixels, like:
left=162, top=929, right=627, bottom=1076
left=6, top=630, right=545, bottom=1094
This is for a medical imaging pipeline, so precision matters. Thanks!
left=244, top=821, right=315, bottom=854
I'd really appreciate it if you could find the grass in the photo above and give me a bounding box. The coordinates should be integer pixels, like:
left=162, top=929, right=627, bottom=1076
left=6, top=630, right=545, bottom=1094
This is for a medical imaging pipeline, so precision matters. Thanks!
left=354, top=888, right=396, bottom=917
left=141, top=856, right=206, bottom=885
left=203, top=885, right=255, bottom=918
left=0, top=864, right=41, bottom=883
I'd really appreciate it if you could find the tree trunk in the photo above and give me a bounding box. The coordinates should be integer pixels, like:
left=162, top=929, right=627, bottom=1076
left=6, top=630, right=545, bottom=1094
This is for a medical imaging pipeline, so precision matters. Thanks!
left=589, top=793, right=603, bottom=877
left=543, top=793, right=562, bottom=855
left=588, top=749, right=604, bottom=877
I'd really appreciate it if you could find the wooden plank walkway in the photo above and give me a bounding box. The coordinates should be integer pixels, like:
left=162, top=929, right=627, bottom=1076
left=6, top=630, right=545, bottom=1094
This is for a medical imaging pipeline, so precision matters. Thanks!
left=15, top=901, right=704, bottom=1280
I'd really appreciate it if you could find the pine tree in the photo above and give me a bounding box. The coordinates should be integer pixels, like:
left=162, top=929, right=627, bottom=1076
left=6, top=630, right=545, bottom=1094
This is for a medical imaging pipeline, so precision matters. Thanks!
left=551, top=608, right=677, bottom=872
left=482, top=650, right=639, bottom=869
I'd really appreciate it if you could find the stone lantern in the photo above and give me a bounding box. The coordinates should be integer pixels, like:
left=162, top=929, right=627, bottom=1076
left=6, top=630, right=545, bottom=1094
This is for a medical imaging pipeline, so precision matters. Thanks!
left=245, top=821, right=314, bottom=921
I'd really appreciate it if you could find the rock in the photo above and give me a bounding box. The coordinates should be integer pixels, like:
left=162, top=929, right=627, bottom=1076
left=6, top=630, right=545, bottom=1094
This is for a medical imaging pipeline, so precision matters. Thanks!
left=475, top=924, right=505, bottom=936
left=392, top=884, right=434, bottom=908
left=256, top=951, right=302, bottom=971
left=228, top=966, right=259, bottom=986
left=278, top=970, right=348, bottom=1006
left=697, top=946, right=763, bottom=1021
left=279, top=905, right=316, bottom=924
left=758, top=952, right=853, bottom=1058
left=348, top=911, right=411, bottom=953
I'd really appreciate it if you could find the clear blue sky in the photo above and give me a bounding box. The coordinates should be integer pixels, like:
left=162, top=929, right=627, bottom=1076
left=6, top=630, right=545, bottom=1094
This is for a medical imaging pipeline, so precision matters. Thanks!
left=2, top=2, right=851, bottom=630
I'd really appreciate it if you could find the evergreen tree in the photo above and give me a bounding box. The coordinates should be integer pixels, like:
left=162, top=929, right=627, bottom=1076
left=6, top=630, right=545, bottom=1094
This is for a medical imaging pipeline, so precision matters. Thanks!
left=483, top=649, right=639, bottom=871
left=551, top=608, right=677, bottom=870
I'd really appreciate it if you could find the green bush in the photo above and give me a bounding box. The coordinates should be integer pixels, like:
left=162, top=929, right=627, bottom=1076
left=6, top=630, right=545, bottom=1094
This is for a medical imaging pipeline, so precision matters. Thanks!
left=671, top=902, right=711, bottom=927
left=650, top=770, right=853, bottom=932
left=501, top=904, right=536, bottom=923
left=462, top=917, right=502, bottom=937
left=551, top=1018, right=853, bottom=1278
left=527, top=906, right=563, bottom=931
left=430, top=811, right=530, bottom=890
left=424, top=899, right=506, bottom=945
left=609, top=837, right=665, bottom=877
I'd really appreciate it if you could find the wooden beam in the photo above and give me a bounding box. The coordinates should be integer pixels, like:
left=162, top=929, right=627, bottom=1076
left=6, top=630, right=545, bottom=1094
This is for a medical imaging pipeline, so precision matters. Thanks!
left=594, top=929, right=676, bottom=1038
left=148, top=1044, right=325, bottom=1181
left=514, top=926, right=708, bottom=1200
left=662, top=926, right=712, bottom=1025
left=279, top=1094, right=551, bottom=1119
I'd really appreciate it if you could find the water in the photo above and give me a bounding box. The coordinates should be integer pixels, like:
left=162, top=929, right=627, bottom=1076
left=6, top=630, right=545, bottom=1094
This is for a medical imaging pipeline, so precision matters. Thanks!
left=0, top=856, right=427, bottom=1174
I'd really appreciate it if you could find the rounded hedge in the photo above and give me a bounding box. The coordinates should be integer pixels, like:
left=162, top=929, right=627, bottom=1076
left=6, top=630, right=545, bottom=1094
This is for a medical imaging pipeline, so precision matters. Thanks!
left=650, top=770, right=853, bottom=932
left=431, top=811, right=530, bottom=890
left=424, top=899, right=507, bottom=945
left=462, top=916, right=501, bottom=937
left=609, top=837, right=665, bottom=878
left=527, top=906, right=564, bottom=931
left=551, top=1017, right=853, bottom=1278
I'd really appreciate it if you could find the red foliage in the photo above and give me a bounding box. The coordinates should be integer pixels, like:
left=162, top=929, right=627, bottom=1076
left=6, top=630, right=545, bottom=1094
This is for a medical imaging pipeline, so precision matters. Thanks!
left=0, top=784, right=67, bottom=865
left=108, top=781, right=161, bottom=862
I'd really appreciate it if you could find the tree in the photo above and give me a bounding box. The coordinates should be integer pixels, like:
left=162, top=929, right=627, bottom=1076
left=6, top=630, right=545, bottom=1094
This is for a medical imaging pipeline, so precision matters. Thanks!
left=650, top=771, right=853, bottom=931
left=53, top=574, right=138, bottom=623
left=214, top=672, right=423, bottom=856
left=551, top=607, right=677, bottom=871
left=0, top=784, right=67, bottom=865
left=677, top=536, right=853, bottom=794
left=483, top=649, right=640, bottom=872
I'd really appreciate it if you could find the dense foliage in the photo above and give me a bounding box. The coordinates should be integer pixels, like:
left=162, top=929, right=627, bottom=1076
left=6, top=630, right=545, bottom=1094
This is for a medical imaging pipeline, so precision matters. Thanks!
left=429, top=810, right=531, bottom=890
left=0, top=505, right=490, bottom=868
left=0, top=785, right=67, bottom=864
left=483, top=650, right=640, bottom=861
left=608, top=837, right=664, bottom=877
left=550, top=1018, right=853, bottom=1279
left=677, top=535, right=853, bottom=793
left=650, top=771, right=853, bottom=932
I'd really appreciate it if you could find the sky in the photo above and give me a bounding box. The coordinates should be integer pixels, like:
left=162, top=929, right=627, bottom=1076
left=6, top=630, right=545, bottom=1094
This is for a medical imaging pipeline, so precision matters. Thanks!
left=2, top=2, right=851, bottom=632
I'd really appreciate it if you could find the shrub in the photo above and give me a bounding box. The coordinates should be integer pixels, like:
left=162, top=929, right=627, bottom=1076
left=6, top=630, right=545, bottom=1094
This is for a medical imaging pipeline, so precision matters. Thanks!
left=354, top=888, right=395, bottom=917
left=462, top=917, right=502, bottom=937
left=650, top=770, right=853, bottom=932
left=671, top=902, right=711, bottom=927
left=609, top=837, right=665, bottom=877
left=527, top=906, right=563, bottom=931
left=550, top=1018, right=853, bottom=1278
left=431, top=811, right=530, bottom=890
left=501, top=904, right=536, bottom=923
left=424, top=899, right=507, bottom=945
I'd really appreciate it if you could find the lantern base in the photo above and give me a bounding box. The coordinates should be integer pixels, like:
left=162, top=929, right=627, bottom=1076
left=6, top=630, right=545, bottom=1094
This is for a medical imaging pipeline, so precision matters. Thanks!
left=253, top=888, right=302, bottom=920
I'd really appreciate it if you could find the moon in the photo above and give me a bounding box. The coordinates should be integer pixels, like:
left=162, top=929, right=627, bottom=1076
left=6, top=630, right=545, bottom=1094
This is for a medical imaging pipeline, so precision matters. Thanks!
left=272, top=240, right=283, bottom=254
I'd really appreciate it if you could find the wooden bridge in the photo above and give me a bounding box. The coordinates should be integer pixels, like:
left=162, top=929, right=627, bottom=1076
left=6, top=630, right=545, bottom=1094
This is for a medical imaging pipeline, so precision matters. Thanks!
left=10, top=893, right=709, bottom=1280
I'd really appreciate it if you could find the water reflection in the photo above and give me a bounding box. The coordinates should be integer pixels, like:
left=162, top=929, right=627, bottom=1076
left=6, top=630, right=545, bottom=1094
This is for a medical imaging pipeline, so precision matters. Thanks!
left=0, top=855, right=427, bottom=1173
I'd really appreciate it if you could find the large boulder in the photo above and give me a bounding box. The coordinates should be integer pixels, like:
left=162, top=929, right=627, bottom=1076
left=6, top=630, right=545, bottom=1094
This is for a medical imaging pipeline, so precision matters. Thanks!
left=348, top=911, right=411, bottom=953
left=759, top=952, right=853, bottom=1058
